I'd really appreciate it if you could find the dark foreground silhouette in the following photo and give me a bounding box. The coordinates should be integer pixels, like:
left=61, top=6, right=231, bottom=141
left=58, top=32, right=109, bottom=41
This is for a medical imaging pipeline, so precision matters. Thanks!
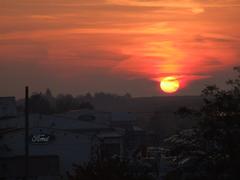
left=163, top=67, right=240, bottom=180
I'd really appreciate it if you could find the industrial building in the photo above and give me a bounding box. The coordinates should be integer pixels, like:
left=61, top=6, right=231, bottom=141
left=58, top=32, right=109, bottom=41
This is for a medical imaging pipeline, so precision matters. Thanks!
left=0, top=97, right=145, bottom=179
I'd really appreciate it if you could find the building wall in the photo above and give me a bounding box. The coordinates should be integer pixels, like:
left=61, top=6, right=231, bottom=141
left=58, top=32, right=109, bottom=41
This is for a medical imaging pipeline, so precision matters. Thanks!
left=0, top=97, right=17, bottom=118
left=0, top=155, right=60, bottom=179
left=1, top=128, right=92, bottom=178
left=0, top=111, right=141, bottom=179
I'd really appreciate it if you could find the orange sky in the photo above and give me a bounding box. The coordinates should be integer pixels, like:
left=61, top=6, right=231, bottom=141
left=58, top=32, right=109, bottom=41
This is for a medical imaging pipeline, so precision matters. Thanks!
left=0, top=0, right=239, bottom=97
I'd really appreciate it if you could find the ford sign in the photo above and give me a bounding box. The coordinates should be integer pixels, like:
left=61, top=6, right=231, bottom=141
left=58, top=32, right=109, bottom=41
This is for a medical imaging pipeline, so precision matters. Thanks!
left=31, top=134, right=53, bottom=144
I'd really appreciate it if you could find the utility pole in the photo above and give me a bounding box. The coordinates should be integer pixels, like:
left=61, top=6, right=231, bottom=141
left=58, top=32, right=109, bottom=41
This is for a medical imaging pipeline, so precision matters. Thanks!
left=25, top=86, right=29, bottom=180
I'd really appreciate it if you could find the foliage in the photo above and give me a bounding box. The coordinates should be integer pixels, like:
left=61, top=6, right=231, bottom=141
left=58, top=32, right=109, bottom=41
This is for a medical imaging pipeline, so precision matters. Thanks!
left=29, top=92, right=51, bottom=114
left=20, top=89, right=132, bottom=114
left=163, top=67, right=240, bottom=180
left=68, top=157, right=154, bottom=180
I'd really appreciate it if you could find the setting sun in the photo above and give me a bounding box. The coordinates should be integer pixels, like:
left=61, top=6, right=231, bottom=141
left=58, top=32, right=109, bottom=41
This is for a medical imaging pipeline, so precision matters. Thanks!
left=160, top=76, right=180, bottom=93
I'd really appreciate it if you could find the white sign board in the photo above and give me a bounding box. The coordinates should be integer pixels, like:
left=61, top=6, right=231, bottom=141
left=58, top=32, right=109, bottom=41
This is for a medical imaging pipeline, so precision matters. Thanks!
left=30, top=134, right=53, bottom=144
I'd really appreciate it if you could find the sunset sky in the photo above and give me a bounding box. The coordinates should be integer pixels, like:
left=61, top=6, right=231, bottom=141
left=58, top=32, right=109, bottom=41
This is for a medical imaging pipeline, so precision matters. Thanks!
left=0, top=0, right=239, bottom=97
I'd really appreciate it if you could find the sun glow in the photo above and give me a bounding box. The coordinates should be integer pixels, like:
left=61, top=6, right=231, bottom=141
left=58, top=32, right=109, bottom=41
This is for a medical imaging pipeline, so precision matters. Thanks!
left=160, top=76, right=180, bottom=94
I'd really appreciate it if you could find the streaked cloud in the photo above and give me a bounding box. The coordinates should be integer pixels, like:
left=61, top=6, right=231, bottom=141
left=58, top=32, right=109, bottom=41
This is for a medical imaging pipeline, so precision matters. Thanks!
left=0, top=0, right=239, bottom=96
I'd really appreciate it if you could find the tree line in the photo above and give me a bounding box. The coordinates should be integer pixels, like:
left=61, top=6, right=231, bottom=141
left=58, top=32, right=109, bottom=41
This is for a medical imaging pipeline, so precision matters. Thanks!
left=17, top=90, right=132, bottom=114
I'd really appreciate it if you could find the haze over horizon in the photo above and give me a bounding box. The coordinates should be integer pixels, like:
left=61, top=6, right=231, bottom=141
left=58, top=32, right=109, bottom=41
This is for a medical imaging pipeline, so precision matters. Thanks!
left=0, top=0, right=239, bottom=98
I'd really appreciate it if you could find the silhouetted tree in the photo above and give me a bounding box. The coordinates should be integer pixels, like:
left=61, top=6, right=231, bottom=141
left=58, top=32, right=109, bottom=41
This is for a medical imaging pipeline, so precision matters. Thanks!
left=78, top=102, right=94, bottom=110
left=45, top=88, right=53, bottom=98
left=68, top=157, right=154, bottom=180
left=29, top=92, right=51, bottom=114
left=163, top=67, right=240, bottom=180
left=55, top=94, right=74, bottom=112
left=85, top=92, right=93, bottom=101
left=18, top=90, right=132, bottom=113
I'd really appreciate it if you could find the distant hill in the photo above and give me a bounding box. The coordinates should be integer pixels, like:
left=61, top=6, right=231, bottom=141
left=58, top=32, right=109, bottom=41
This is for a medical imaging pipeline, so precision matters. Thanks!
left=16, top=95, right=203, bottom=138
left=93, top=96, right=203, bottom=138
left=93, top=96, right=203, bottom=112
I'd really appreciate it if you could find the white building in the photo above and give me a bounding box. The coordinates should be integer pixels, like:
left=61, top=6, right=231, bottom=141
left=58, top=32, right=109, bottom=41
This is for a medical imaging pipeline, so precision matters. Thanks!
left=0, top=97, right=17, bottom=119
left=110, top=112, right=136, bottom=130
left=0, top=104, right=147, bottom=180
left=0, top=113, right=125, bottom=179
left=0, top=127, right=92, bottom=179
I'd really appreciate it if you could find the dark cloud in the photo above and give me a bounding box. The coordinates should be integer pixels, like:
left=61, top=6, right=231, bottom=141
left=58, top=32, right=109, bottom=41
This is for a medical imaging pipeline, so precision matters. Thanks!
left=71, top=50, right=129, bottom=62
left=194, top=35, right=238, bottom=43
left=203, top=58, right=223, bottom=66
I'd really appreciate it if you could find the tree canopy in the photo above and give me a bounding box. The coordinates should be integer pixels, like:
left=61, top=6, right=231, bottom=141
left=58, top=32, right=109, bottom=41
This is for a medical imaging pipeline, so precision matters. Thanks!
left=68, top=157, right=154, bottom=180
left=163, top=67, right=240, bottom=180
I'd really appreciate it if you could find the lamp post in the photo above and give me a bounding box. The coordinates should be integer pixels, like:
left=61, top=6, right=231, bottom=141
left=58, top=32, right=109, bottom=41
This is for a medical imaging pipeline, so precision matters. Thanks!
left=25, top=86, right=29, bottom=180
